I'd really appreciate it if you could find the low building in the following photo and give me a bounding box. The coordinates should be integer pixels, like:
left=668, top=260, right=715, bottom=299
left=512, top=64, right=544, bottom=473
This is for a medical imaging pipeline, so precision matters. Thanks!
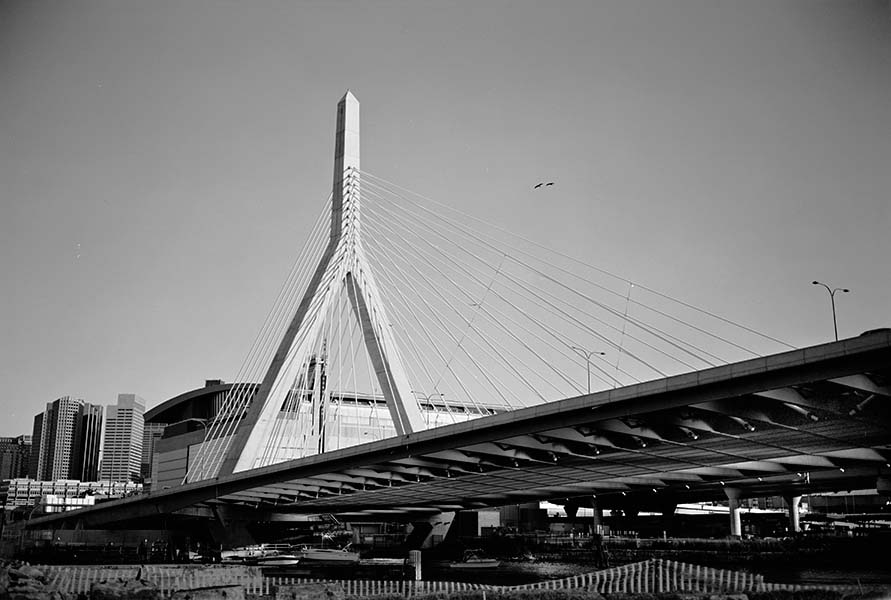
left=0, top=435, right=31, bottom=480
left=0, top=479, right=142, bottom=511
left=37, top=494, right=96, bottom=514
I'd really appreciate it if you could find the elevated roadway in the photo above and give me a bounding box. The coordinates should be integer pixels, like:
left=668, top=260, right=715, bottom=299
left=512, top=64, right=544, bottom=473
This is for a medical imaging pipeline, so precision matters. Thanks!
left=27, top=330, right=891, bottom=530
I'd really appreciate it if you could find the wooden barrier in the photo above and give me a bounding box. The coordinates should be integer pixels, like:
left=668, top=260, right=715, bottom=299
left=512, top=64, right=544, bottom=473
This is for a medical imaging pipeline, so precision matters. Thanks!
left=41, top=564, right=265, bottom=597
left=39, top=558, right=867, bottom=598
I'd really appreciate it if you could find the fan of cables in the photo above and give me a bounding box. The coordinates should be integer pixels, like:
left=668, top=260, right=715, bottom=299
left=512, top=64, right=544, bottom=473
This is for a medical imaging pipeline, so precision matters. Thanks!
left=186, top=170, right=793, bottom=481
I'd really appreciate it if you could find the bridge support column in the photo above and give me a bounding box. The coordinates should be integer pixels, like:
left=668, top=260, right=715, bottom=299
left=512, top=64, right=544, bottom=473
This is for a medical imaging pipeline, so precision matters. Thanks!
left=724, top=487, right=742, bottom=538
left=209, top=506, right=257, bottom=547
left=660, top=501, right=677, bottom=538
left=591, top=496, right=603, bottom=535
left=409, top=550, right=422, bottom=580
left=564, top=503, right=579, bottom=519
left=785, top=495, right=801, bottom=534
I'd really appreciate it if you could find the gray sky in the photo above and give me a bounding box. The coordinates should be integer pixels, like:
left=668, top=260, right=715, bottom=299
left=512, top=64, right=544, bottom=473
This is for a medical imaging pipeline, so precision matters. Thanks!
left=2, top=0, right=889, bottom=437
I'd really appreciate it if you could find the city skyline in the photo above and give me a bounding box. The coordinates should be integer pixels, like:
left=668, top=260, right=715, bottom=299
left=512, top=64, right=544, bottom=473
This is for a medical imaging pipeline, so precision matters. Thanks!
left=30, top=396, right=103, bottom=481
left=2, top=1, right=889, bottom=437
left=11, top=393, right=147, bottom=483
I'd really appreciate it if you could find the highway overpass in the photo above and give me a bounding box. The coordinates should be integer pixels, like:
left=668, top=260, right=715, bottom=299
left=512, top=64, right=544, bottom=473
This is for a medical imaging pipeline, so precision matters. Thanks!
left=26, top=329, right=891, bottom=535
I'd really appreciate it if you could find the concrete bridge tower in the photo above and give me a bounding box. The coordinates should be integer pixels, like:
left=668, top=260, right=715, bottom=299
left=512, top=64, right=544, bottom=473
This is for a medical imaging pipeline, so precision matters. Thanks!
left=215, top=91, right=426, bottom=477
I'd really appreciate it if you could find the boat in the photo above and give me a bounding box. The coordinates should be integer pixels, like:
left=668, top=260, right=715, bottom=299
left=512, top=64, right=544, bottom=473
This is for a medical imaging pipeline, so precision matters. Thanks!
left=220, top=545, right=264, bottom=563
left=448, top=549, right=501, bottom=570
left=221, top=543, right=294, bottom=564
left=297, top=546, right=360, bottom=563
left=257, top=554, right=302, bottom=566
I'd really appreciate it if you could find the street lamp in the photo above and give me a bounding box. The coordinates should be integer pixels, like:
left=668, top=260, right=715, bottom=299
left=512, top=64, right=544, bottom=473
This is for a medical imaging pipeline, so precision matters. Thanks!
left=570, top=346, right=605, bottom=394
left=424, top=392, right=444, bottom=404
left=412, top=391, right=444, bottom=406
left=412, top=391, right=445, bottom=426
left=812, top=281, right=850, bottom=341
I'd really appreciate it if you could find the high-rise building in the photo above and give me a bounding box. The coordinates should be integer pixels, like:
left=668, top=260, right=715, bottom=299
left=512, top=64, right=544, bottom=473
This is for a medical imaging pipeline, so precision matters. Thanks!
left=30, top=396, right=103, bottom=481
left=28, top=414, right=42, bottom=478
left=35, top=396, right=81, bottom=481
left=100, top=394, right=145, bottom=482
left=0, top=435, right=31, bottom=480
left=71, top=404, right=103, bottom=481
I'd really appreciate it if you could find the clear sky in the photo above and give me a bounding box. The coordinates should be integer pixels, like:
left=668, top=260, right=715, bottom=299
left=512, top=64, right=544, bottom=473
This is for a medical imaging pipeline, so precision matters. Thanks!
left=2, top=1, right=889, bottom=437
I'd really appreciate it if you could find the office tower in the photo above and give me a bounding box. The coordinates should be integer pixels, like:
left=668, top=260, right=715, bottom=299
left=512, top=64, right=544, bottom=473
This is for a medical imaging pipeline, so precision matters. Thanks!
left=0, top=435, right=31, bottom=479
left=31, top=396, right=102, bottom=481
left=28, top=414, right=42, bottom=478
left=100, top=394, right=145, bottom=482
left=35, top=396, right=82, bottom=481
left=71, top=404, right=103, bottom=481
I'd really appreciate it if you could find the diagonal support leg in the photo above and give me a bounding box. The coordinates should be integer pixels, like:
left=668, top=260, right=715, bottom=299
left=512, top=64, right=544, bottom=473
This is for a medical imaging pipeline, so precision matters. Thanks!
left=346, top=269, right=427, bottom=435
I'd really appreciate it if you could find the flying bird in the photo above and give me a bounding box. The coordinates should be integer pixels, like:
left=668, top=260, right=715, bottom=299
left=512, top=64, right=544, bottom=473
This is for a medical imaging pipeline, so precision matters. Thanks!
left=533, top=183, right=543, bottom=189
left=533, top=182, right=555, bottom=189
left=546, top=182, right=555, bottom=186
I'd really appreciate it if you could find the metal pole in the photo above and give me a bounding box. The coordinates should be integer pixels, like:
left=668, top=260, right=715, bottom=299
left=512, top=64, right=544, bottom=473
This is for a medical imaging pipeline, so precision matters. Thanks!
left=830, top=292, right=838, bottom=341
left=586, top=360, right=591, bottom=395
left=812, top=281, right=849, bottom=342
left=570, top=347, right=605, bottom=394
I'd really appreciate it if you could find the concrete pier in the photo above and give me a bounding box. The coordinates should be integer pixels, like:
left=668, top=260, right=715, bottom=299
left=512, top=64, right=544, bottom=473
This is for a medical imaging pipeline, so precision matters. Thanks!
left=591, top=496, right=604, bottom=534
left=724, top=488, right=742, bottom=537
left=785, top=494, right=801, bottom=533
left=408, top=550, right=422, bottom=580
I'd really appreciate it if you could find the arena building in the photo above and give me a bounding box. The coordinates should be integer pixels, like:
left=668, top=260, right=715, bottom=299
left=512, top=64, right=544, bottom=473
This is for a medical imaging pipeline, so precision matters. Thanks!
left=144, top=379, right=502, bottom=490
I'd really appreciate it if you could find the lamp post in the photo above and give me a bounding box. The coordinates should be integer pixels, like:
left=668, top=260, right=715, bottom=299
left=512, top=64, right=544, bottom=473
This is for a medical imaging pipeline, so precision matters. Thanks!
left=812, top=281, right=850, bottom=341
left=412, top=391, right=445, bottom=427
left=570, top=346, right=605, bottom=394
left=419, top=392, right=444, bottom=405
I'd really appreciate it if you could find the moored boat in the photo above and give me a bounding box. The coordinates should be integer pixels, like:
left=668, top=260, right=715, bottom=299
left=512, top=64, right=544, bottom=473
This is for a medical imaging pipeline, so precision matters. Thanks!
left=448, top=549, right=501, bottom=570
left=257, top=554, right=302, bottom=566
left=297, top=546, right=360, bottom=563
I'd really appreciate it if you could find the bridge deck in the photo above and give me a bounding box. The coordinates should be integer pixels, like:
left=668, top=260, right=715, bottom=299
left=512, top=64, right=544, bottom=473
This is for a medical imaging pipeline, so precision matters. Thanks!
left=28, top=330, right=891, bottom=528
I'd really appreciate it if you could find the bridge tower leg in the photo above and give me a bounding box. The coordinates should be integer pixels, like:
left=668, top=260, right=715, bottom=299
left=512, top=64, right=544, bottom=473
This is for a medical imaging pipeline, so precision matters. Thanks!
left=207, top=91, right=426, bottom=478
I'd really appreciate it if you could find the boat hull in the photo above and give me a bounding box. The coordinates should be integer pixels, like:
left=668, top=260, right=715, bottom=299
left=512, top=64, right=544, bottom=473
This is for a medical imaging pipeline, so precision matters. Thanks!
left=298, top=549, right=360, bottom=563
left=258, top=556, right=301, bottom=566
left=448, top=559, right=501, bottom=570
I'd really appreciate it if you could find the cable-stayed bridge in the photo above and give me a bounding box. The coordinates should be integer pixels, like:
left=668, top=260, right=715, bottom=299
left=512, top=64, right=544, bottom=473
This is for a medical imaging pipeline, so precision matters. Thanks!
left=28, top=92, right=891, bottom=536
